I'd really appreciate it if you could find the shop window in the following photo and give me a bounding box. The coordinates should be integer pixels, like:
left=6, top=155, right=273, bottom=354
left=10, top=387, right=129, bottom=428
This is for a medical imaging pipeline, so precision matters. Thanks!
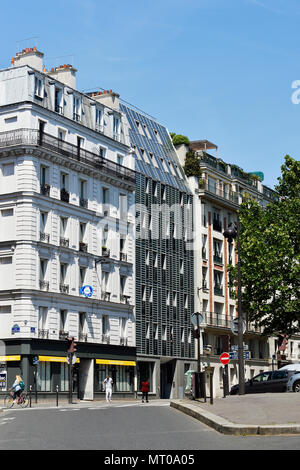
left=37, top=362, right=51, bottom=391
left=60, top=363, right=69, bottom=392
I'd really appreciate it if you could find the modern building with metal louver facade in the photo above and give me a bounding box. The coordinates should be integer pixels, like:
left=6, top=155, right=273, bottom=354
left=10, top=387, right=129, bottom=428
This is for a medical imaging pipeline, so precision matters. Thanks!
left=120, top=104, right=196, bottom=399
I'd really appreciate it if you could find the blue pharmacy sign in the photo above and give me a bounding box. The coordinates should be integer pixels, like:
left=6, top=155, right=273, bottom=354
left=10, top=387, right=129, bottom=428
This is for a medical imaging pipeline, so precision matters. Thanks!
left=80, top=285, right=93, bottom=298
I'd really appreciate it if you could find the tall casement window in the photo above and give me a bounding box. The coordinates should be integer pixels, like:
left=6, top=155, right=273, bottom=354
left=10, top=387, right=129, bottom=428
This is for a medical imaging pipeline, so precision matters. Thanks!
left=113, top=115, right=120, bottom=141
left=73, top=96, right=81, bottom=121
left=55, top=87, right=63, bottom=114
left=95, top=107, right=103, bottom=132
left=34, top=76, right=44, bottom=99
left=37, top=362, right=51, bottom=391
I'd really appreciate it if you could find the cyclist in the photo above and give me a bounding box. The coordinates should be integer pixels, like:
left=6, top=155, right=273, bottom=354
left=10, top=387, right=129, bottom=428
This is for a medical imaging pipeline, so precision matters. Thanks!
left=11, top=375, right=25, bottom=403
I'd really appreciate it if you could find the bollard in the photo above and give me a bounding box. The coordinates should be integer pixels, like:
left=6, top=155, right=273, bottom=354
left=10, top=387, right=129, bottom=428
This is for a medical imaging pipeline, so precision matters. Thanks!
left=56, top=385, right=59, bottom=407
left=29, top=385, right=32, bottom=408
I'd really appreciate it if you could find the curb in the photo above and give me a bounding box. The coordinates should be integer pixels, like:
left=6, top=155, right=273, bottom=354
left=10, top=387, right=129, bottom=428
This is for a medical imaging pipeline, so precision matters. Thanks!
left=170, top=400, right=300, bottom=436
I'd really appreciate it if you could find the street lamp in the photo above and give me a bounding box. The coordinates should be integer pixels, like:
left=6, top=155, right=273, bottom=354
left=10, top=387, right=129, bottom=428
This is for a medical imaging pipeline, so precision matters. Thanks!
left=223, top=220, right=245, bottom=395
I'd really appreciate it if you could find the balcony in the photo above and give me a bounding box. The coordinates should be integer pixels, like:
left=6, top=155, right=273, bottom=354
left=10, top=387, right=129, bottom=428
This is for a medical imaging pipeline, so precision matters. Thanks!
left=79, top=197, right=88, bottom=208
left=60, top=189, right=70, bottom=203
left=214, top=285, right=223, bottom=296
left=73, top=112, right=81, bottom=122
left=213, top=254, right=223, bottom=265
left=120, top=294, right=130, bottom=304
left=120, top=337, right=128, bottom=346
left=101, top=291, right=111, bottom=302
left=204, top=312, right=231, bottom=329
left=79, top=242, right=88, bottom=253
left=40, top=231, right=50, bottom=243
left=0, top=128, right=136, bottom=185
left=40, top=183, right=50, bottom=196
left=39, top=280, right=49, bottom=291
left=38, top=329, right=49, bottom=339
left=199, top=180, right=239, bottom=207
left=102, top=334, right=110, bottom=344
left=102, top=247, right=110, bottom=258
left=59, top=330, right=69, bottom=340
left=120, top=252, right=127, bottom=262
left=60, top=284, right=69, bottom=294
left=60, top=237, right=69, bottom=248
left=55, top=105, right=63, bottom=115
left=78, top=332, right=88, bottom=342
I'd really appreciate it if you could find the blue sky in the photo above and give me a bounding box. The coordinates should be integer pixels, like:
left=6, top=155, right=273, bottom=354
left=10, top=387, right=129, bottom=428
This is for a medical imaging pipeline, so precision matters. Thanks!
left=1, top=0, right=299, bottom=189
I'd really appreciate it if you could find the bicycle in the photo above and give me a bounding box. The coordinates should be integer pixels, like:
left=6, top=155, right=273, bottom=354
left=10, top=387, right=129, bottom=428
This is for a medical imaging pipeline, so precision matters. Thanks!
left=4, top=390, right=29, bottom=408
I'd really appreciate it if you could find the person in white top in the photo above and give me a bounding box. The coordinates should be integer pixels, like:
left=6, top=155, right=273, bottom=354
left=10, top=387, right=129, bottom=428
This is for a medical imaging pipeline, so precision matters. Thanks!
left=103, top=375, right=113, bottom=403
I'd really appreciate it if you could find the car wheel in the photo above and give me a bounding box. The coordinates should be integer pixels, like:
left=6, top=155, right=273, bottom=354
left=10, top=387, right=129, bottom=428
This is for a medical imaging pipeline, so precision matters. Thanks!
left=293, top=381, right=300, bottom=392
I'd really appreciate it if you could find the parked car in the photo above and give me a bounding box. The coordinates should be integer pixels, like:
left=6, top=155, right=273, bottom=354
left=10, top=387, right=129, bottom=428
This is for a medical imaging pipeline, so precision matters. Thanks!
left=287, top=372, right=300, bottom=392
left=230, top=369, right=297, bottom=395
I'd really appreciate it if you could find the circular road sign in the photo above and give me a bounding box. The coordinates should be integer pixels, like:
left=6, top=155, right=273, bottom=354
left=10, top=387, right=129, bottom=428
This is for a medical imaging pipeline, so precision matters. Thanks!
left=191, top=312, right=203, bottom=327
left=220, top=352, right=230, bottom=366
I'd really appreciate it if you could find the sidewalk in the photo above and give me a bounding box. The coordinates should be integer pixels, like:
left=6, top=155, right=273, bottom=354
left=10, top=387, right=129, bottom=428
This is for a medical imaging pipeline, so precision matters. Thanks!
left=171, top=393, right=300, bottom=436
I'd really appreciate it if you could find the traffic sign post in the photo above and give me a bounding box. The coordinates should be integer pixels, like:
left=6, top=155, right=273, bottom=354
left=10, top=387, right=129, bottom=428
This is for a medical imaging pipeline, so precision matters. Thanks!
left=220, top=353, right=230, bottom=397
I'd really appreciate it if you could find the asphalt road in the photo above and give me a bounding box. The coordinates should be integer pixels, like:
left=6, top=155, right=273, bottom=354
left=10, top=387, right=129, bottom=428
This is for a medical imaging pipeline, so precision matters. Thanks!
left=0, top=400, right=300, bottom=452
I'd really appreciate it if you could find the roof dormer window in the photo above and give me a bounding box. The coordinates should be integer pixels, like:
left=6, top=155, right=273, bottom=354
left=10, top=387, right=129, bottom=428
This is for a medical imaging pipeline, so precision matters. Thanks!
left=34, top=76, right=44, bottom=99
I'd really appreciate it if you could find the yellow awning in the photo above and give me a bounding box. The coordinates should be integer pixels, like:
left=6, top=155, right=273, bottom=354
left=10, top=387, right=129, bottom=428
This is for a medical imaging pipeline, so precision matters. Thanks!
left=38, top=356, right=80, bottom=363
left=0, top=355, right=21, bottom=362
left=96, top=359, right=136, bottom=366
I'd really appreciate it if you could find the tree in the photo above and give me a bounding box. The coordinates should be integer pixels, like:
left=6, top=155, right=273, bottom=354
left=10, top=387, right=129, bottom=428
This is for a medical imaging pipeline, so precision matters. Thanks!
left=183, top=151, right=202, bottom=179
left=228, top=155, right=300, bottom=336
left=171, top=134, right=190, bottom=146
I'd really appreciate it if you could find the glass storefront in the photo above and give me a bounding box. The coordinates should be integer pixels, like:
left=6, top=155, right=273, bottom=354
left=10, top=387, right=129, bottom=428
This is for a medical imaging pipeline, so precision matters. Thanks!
left=95, top=364, right=134, bottom=392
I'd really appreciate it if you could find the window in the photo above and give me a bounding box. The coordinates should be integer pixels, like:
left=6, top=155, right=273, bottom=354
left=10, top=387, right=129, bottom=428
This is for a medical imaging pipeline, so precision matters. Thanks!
left=79, top=312, right=86, bottom=334
left=1, top=209, right=13, bottom=217
left=79, top=180, right=87, bottom=207
left=61, top=172, right=68, bottom=191
left=113, top=115, right=120, bottom=140
left=37, top=362, right=51, bottom=391
left=117, top=154, right=123, bottom=166
left=99, top=146, right=106, bottom=159
left=38, top=306, right=48, bottom=331
left=96, top=108, right=103, bottom=132
left=60, top=263, right=68, bottom=284
left=102, top=315, right=109, bottom=335
left=60, top=310, right=68, bottom=333
left=60, top=217, right=68, bottom=238
left=60, top=363, right=69, bottom=392
left=73, top=96, right=81, bottom=121
left=55, top=87, right=63, bottom=114
left=79, top=267, right=86, bottom=287
left=40, top=259, right=47, bottom=281
left=79, top=222, right=86, bottom=243
left=2, top=163, right=14, bottom=176
left=119, top=194, right=127, bottom=220
left=34, top=76, right=43, bottom=98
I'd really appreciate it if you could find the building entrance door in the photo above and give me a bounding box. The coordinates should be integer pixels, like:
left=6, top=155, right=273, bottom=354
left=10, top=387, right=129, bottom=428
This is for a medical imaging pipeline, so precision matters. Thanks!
left=160, top=360, right=175, bottom=398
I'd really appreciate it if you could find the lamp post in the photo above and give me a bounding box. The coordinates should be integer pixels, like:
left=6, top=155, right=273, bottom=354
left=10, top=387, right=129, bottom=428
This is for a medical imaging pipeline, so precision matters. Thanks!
left=223, top=220, right=245, bottom=395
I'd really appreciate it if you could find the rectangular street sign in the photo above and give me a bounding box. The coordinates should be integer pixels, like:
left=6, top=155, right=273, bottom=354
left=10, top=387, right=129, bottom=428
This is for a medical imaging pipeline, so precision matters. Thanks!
left=231, top=345, right=248, bottom=351
left=229, top=351, right=251, bottom=360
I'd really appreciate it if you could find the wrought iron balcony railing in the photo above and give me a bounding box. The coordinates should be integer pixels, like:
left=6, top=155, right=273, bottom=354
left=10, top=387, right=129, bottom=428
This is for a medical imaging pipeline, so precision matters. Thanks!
left=40, top=231, right=50, bottom=243
left=60, top=237, right=69, bottom=248
left=39, top=280, right=49, bottom=291
left=0, top=128, right=136, bottom=185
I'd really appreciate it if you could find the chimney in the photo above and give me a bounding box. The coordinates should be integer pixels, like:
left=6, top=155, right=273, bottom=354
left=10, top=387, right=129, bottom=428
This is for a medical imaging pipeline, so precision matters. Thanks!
left=47, top=64, right=77, bottom=89
left=12, top=47, right=44, bottom=71
left=90, top=90, right=120, bottom=111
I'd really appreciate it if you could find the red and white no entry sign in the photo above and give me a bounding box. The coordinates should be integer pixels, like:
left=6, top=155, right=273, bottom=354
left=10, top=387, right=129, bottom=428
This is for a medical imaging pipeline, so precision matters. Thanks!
left=220, top=352, right=230, bottom=365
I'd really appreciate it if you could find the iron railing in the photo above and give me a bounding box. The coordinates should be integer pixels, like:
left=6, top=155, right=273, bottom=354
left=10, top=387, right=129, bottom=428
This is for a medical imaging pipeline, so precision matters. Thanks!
left=0, top=128, right=136, bottom=184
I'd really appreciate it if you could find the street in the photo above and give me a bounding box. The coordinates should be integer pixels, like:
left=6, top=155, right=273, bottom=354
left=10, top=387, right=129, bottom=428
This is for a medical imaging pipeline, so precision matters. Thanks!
left=0, top=400, right=300, bottom=451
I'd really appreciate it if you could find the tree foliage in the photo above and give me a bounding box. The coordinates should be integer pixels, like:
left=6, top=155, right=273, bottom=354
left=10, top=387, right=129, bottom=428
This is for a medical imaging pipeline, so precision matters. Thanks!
left=183, top=151, right=202, bottom=179
left=171, top=134, right=190, bottom=146
left=228, top=155, right=300, bottom=336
